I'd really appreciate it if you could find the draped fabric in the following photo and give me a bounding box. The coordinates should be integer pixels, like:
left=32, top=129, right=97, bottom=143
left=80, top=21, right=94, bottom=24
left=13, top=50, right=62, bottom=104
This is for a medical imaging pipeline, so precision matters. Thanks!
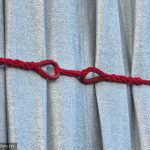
left=0, top=0, right=150, bottom=149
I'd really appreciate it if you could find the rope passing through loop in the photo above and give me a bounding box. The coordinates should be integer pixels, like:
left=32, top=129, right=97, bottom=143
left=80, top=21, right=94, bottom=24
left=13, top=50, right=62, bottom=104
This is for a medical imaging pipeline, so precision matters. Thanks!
left=0, top=57, right=150, bottom=85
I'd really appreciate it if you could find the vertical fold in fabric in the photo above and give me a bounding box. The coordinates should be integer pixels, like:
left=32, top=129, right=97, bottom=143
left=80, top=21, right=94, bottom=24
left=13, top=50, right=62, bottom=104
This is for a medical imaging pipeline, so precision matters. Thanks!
left=95, top=0, right=131, bottom=149
left=5, top=0, right=47, bottom=149
left=118, top=1, right=138, bottom=149
left=132, top=0, right=150, bottom=149
left=119, top=0, right=134, bottom=62
left=0, top=0, right=7, bottom=143
left=45, top=0, right=102, bottom=149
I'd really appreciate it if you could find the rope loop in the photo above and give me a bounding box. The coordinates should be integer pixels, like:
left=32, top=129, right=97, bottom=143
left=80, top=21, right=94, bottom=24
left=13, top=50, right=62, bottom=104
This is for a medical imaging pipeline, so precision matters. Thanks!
left=79, top=67, right=107, bottom=84
left=36, top=59, right=60, bottom=80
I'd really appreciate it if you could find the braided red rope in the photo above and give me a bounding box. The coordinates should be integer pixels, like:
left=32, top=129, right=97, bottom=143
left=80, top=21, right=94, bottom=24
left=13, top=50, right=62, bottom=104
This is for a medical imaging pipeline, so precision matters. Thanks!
left=0, top=57, right=149, bottom=85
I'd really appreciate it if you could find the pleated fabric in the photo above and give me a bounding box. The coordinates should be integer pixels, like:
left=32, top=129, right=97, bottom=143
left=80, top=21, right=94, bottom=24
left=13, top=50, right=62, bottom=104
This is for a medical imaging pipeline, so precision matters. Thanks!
left=0, top=0, right=150, bottom=150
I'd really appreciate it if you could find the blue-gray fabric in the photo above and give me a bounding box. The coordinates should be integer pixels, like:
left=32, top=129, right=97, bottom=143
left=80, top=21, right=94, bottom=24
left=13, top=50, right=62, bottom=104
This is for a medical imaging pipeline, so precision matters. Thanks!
left=0, top=0, right=149, bottom=149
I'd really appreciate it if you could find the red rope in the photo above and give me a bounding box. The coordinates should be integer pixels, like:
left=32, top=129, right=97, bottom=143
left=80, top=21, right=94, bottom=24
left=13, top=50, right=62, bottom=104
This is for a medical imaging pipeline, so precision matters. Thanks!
left=0, top=57, right=149, bottom=85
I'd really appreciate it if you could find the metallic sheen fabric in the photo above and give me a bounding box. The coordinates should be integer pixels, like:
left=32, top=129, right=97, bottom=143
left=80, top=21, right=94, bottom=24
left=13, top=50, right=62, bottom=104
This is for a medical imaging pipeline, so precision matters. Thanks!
left=0, top=0, right=149, bottom=150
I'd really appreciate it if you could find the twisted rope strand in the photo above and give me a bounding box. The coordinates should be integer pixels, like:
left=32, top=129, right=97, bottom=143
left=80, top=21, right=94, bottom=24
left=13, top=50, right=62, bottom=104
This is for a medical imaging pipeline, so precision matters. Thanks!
left=0, top=57, right=149, bottom=85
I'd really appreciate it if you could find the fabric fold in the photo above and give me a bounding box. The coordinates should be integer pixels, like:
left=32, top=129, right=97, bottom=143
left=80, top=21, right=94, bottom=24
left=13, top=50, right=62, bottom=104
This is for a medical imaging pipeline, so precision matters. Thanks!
left=95, top=1, right=132, bottom=149
left=132, top=0, right=150, bottom=149
left=0, top=0, right=7, bottom=143
left=45, top=0, right=102, bottom=149
left=5, top=0, right=47, bottom=149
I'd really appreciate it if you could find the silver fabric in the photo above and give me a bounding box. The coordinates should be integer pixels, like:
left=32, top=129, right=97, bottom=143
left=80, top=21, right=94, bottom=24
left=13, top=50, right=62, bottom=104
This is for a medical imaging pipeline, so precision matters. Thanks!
left=0, top=0, right=150, bottom=149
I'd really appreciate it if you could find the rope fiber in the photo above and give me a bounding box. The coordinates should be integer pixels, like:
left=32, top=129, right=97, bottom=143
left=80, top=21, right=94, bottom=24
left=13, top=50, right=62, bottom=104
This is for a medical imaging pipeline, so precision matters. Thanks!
left=0, top=57, right=149, bottom=85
